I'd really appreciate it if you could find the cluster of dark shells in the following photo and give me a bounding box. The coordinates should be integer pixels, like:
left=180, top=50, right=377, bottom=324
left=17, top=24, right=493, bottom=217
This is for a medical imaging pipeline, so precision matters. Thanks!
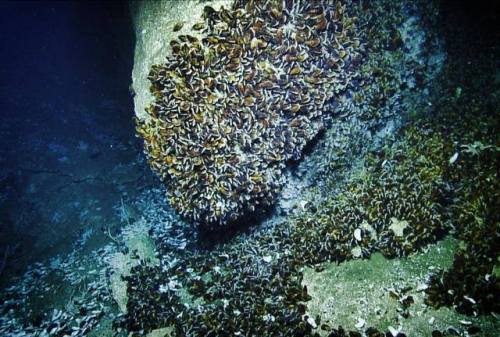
left=118, top=233, right=312, bottom=336
left=121, top=98, right=500, bottom=336
left=423, top=56, right=500, bottom=317
left=117, top=218, right=412, bottom=337
left=290, top=123, right=450, bottom=265
left=124, top=0, right=500, bottom=336
left=425, top=148, right=499, bottom=317
left=118, top=121, right=458, bottom=337
left=137, top=0, right=363, bottom=228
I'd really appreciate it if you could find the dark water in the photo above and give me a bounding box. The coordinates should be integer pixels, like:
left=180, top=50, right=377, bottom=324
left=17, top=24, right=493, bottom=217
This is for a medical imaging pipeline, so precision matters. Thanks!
left=0, top=1, right=154, bottom=281
left=0, top=1, right=498, bottom=336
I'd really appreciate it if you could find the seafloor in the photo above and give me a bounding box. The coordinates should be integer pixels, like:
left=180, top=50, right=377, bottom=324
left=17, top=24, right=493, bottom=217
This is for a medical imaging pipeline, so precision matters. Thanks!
left=0, top=1, right=499, bottom=337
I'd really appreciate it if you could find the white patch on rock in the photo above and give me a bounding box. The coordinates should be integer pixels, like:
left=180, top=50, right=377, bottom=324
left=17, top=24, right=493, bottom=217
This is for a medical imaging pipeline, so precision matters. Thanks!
left=361, top=220, right=377, bottom=240
left=351, top=246, right=363, bottom=259
left=389, top=217, right=409, bottom=237
left=388, top=326, right=399, bottom=337
left=355, top=318, right=365, bottom=329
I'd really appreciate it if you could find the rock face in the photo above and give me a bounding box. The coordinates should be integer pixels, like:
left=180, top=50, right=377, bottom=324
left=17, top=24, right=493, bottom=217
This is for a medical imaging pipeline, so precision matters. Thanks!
left=130, top=0, right=445, bottom=229
left=132, top=0, right=363, bottom=228
left=130, top=0, right=233, bottom=122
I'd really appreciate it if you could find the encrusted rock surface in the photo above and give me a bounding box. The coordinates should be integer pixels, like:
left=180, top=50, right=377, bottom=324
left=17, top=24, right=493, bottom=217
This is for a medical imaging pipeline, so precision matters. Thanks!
left=133, top=0, right=363, bottom=227
left=131, top=0, right=445, bottom=229
left=130, top=0, right=233, bottom=122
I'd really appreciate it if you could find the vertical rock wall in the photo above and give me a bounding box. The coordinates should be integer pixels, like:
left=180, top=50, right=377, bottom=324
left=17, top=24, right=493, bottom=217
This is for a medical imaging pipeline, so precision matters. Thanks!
left=130, top=0, right=233, bottom=122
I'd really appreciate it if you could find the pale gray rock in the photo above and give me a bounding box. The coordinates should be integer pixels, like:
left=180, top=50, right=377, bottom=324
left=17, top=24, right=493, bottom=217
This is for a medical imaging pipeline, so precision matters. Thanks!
left=130, top=0, right=233, bottom=121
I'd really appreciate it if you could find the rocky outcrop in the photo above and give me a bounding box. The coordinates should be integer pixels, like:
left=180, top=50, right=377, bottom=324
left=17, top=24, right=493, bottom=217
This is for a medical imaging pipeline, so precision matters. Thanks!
left=130, top=0, right=445, bottom=229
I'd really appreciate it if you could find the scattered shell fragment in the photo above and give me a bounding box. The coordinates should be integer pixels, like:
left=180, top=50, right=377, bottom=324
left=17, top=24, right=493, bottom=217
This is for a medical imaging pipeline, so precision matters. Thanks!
left=172, top=21, right=184, bottom=32
left=463, top=295, right=476, bottom=304
left=307, top=316, right=317, bottom=328
left=449, top=152, right=459, bottom=164
left=389, top=217, right=409, bottom=237
left=192, top=22, right=204, bottom=30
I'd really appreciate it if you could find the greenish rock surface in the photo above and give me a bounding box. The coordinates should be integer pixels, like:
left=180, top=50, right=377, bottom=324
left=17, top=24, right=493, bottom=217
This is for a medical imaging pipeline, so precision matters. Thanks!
left=146, top=327, right=174, bottom=337
left=302, top=236, right=500, bottom=336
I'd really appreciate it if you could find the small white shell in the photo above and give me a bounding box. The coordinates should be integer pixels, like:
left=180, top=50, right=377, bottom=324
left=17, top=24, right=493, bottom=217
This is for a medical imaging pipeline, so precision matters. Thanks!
left=464, top=295, right=476, bottom=304
left=355, top=318, right=366, bottom=329
left=354, top=228, right=362, bottom=241
left=449, top=152, right=459, bottom=164
left=388, top=326, right=399, bottom=337
left=307, top=316, right=317, bottom=328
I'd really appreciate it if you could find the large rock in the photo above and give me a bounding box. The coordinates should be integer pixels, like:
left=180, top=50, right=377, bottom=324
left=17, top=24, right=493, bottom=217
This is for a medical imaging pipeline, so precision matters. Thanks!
left=130, top=0, right=445, bottom=229
left=130, top=0, right=233, bottom=122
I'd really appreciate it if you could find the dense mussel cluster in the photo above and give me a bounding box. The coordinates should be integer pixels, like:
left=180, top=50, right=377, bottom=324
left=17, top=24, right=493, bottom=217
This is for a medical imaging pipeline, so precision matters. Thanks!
left=137, top=0, right=363, bottom=228
left=119, top=231, right=312, bottom=336
left=423, top=54, right=500, bottom=317
left=425, top=140, right=500, bottom=316
left=120, top=119, right=458, bottom=337
left=123, top=0, right=499, bottom=336
left=289, top=124, right=451, bottom=264
left=118, top=218, right=408, bottom=337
